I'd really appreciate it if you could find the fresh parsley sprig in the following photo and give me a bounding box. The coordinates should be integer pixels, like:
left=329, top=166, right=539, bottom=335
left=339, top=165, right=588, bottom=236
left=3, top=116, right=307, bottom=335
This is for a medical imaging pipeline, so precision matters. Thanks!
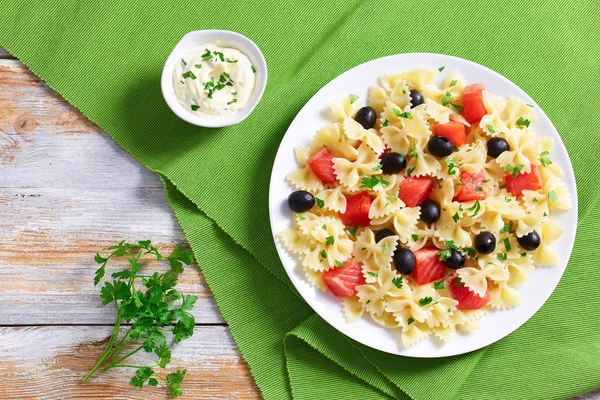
left=83, top=240, right=196, bottom=398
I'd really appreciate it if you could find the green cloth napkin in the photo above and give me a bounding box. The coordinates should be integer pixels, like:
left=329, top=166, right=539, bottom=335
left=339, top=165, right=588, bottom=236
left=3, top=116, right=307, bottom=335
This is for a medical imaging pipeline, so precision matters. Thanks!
left=2, top=0, right=599, bottom=398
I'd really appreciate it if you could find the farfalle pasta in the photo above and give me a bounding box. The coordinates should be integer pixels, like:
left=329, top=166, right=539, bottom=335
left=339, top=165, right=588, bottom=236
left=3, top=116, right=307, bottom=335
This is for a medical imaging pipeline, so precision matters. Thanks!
left=280, top=68, right=571, bottom=348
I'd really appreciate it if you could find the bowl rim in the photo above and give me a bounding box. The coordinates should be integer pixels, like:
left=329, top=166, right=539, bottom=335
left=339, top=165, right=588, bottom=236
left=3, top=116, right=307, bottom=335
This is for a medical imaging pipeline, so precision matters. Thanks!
left=160, top=29, right=268, bottom=128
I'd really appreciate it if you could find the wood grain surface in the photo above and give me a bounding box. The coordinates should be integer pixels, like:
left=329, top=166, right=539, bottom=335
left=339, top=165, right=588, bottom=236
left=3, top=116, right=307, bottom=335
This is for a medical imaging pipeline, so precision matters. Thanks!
left=0, top=49, right=597, bottom=400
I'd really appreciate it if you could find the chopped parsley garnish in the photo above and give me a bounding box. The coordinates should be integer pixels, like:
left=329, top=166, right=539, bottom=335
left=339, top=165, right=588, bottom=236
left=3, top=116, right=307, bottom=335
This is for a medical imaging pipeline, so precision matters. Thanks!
left=315, top=197, right=325, bottom=208
left=444, top=157, right=458, bottom=175
left=361, top=247, right=367, bottom=251
left=325, top=236, right=335, bottom=246
left=182, top=71, right=197, bottom=80
left=533, top=197, right=538, bottom=202
left=335, top=260, right=345, bottom=267
left=394, top=109, right=412, bottom=119
left=366, top=300, right=371, bottom=304
left=464, top=247, right=477, bottom=258
left=372, top=165, right=382, bottom=171
left=349, top=94, right=359, bottom=104
left=548, top=190, right=558, bottom=202
left=438, top=240, right=458, bottom=261
left=201, top=48, right=212, bottom=60
left=452, top=212, right=460, bottom=223
left=367, top=271, right=378, bottom=278
left=320, top=249, right=328, bottom=259
left=213, top=51, right=225, bottom=62
left=486, top=124, right=496, bottom=133
left=359, top=175, right=390, bottom=190
left=227, top=99, right=238, bottom=105
left=483, top=179, right=490, bottom=183
left=407, top=317, right=415, bottom=325
left=322, top=224, right=327, bottom=230
left=441, top=91, right=452, bottom=106
left=382, top=119, right=389, bottom=127
left=381, top=297, right=385, bottom=302
left=540, top=151, right=553, bottom=167
left=505, top=197, right=512, bottom=202
left=503, top=237, right=512, bottom=252
left=448, top=103, right=463, bottom=114
left=438, top=66, right=445, bottom=72
left=190, top=104, right=200, bottom=111
left=543, top=212, right=548, bottom=217
left=203, top=73, right=234, bottom=99
left=449, top=80, right=457, bottom=87
left=467, top=200, right=481, bottom=216
left=225, top=58, right=238, bottom=63
left=419, top=296, right=434, bottom=306
left=406, top=167, right=416, bottom=176
left=500, top=221, right=515, bottom=234
left=516, top=117, right=530, bottom=127
left=497, top=253, right=508, bottom=261
left=194, top=64, right=202, bottom=68
left=298, top=215, right=307, bottom=220
left=392, top=277, right=403, bottom=289
left=453, top=278, right=465, bottom=287
left=251, top=65, right=256, bottom=73
left=412, top=234, right=419, bottom=241
left=231, top=91, right=238, bottom=95
left=402, top=89, right=406, bottom=94
left=382, top=242, right=389, bottom=253
left=520, top=252, right=527, bottom=257
left=474, top=185, right=483, bottom=192
left=347, top=226, right=359, bottom=237
left=505, top=163, right=525, bottom=177
left=434, top=281, right=445, bottom=290
left=527, top=104, right=534, bottom=107
left=181, top=58, right=187, bottom=66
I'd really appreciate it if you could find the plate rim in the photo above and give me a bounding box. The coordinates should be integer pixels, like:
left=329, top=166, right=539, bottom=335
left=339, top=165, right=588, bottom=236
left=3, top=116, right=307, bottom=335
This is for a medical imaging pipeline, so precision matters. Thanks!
left=268, top=52, right=578, bottom=358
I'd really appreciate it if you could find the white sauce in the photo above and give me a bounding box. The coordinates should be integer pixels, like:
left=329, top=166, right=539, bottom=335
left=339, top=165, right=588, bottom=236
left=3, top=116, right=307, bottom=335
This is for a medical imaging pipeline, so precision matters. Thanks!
left=173, top=43, right=256, bottom=117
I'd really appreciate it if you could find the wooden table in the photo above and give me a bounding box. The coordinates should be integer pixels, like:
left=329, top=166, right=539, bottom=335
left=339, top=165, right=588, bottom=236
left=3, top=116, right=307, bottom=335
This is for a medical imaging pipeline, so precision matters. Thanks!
left=0, top=48, right=597, bottom=400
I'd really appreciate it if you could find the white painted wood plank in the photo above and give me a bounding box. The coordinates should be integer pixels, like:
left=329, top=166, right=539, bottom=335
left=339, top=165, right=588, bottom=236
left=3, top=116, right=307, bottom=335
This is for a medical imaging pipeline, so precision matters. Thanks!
left=0, top=325, right=260, bottom=399
left=0, top=186, right=224, bottom=324
left=0, top=59, right=161, bottom=189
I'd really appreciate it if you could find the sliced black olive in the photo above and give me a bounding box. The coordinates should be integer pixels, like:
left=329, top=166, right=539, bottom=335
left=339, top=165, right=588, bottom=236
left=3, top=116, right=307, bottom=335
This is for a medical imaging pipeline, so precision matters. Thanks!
left=517, top=231, right=541, bottom=250
left=380, top=152, right=407, bottom=174
left=393, top=248, right=415, bottom=274
left=354, top=106, right=377, bottom=129
left=287, top=191, right=315, bottom=213
left=444, top=249, right=465, bottom=269
left=420, top=199, right=440, bottom=224
left=409, top=89, right=424, bottom=108
left=375, top=228, right=395, bottom=243
left=474, top=231, right=496, bottom=254
left=487, top=137, right=510, bottom=158
left=428, top=136, right=454, bottom=157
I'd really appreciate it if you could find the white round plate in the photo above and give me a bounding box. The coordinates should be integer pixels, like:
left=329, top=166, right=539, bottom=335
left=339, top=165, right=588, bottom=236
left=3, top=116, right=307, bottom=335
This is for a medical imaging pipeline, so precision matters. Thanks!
left=268, top=53, right=577, bottom=357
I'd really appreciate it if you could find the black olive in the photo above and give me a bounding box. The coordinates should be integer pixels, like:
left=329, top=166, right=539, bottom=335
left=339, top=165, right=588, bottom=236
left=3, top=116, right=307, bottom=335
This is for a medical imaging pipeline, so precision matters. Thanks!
left=393, top=248, right=415, bottom=274
left=444, top=249, right=465, bottom=269
left=428, top=136, right=454, bottom=157
left=517, top=231, right=541, bottom=250
left=420, top=199, right=440, bottom=224
left=287, top=191, right=315, bottom=213
left=375, top=229, right=395, bottom=243
left=380, top=152, right=407, bottom=174
left=487, top=137, right=510, bottom=158
left=409, top=89, right=424, bottom=108
left=474, top=231, right=496, bottom=254
left=354, top=106, right=377, bottom=129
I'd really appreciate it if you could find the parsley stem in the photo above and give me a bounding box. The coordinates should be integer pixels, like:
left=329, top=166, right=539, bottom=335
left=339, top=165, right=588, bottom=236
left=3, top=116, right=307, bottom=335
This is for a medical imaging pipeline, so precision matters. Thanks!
left=102, top=344, right=144, bottom=372
left=82, top=308, right=123, bottom=382
left=152, top=371, right=168, bottom=383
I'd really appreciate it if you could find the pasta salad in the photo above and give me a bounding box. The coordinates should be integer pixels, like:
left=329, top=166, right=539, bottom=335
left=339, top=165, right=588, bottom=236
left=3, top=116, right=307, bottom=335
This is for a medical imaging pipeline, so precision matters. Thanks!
left=278, top=68, right=570, bottom=347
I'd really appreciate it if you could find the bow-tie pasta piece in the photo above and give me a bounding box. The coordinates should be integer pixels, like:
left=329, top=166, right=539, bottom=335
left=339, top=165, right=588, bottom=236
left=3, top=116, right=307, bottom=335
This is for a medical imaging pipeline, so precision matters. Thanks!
left=368, top=73, right=411, bottom=114
left=457, top=261, right=509, bottom=297
left=353, top=228, right=398, bottom=280
left=503, top=96, right=537, bottom=129
left=333, top=143, right=381, bottom=191
left=330, top=94, right=363, bottom=121
left=312, top=122, right=359, bottom=160
left=286, top=145, right=324, bottom=193
left=315, top=185, right=347, bottom=213
left=342, top=118, right=386, bottom=155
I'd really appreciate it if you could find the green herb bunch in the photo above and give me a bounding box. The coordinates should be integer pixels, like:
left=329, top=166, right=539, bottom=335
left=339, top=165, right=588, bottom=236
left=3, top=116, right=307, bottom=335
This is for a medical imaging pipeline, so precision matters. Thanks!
left=82, top=240, right=196, bottom=398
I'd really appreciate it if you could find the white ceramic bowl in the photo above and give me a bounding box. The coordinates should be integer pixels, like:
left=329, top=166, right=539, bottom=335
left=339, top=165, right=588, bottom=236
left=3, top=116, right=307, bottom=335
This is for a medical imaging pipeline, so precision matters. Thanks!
left=269, top=53, right=578, bottom=357
left=161, top=30, right=267, bottom=128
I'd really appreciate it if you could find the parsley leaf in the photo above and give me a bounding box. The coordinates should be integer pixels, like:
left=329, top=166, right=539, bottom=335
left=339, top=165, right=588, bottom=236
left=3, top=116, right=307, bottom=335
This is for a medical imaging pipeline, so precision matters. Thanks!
left=467, top=200, right=481, bottom=216
left=407, top=317, right=415, bottom=325
left=325, top=236, right=335, bottom=246
left=452, top=212, right=460, bottom=223
left=190, top=104, right=200, bottom=111
left=182, top=71, right=196, bottom=80
left=516, top=117, right=530, bottom=127
left=499, top=221, right=515, bottom=234
left=347, top=226, right=359, bottom=237
left=505, top=163, right=525, bottom=178
left=438, top=66, right=445, bottom=72
left=359, top=176, right=390, bottom=190
left=419, top=297, right=434, bottom=306
left=251, top=65, right=256, bottom=73
left=441, top=91, right=452, bottom=106
left=412, top=234, right=419, bottom=241
left=349, top=94, right=359, bottom=104
left=194, top=64, right=202, bottom=68
left=503, top=237, right=511, bottom=252
left=444, top=157, right=458, bottom=175
left=548, top=190, right=558, bottom=202
left=201, top=48, right=212, bottom=60
left=434, top=281, right=445, bottom=290
left=406, top=167, right=415, bottom=176
left=449, top=80, right=457, bottom=87
left=540, top=151, right=553, bottom=167
left=372, top=165, right=383, bottom=171
left=392, top=277, right=403, bottom=289
left=497, top=253, right=508, bottom=261
left=320, top=249, right=328, bottom=259
left=464, top=247, right=477, bottom=258
left=335, top=260, right=345, bottom=267
left=486, top=124, right=496, bottom=133
left=394, top=108, right=412, bottom=119
left=315, top=197, right=325, bottom=208
left=367, top=271, right=378, bottom=278
left=382, top=119, right=389, bottom=127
